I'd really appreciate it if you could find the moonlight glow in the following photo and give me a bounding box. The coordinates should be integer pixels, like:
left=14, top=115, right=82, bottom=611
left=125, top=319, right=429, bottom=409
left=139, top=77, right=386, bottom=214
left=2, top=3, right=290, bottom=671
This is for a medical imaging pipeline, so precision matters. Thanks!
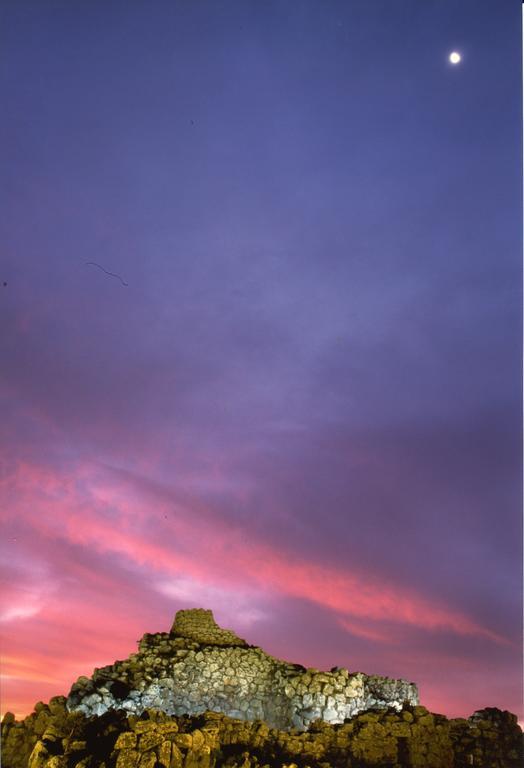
left=449, top=51, right=461, bottom=64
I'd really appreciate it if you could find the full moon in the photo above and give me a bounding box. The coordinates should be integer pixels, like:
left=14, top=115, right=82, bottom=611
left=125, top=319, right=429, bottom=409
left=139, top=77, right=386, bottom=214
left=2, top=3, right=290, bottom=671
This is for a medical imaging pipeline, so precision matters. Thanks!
left=449, top=51, right=461, bottom=64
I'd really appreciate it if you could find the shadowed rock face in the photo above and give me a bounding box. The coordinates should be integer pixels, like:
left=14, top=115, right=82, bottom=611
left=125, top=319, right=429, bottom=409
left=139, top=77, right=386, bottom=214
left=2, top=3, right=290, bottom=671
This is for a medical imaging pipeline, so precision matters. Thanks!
left=2, top=701, right=522, bottom=768
left=65, top=609, right=419, bottom=730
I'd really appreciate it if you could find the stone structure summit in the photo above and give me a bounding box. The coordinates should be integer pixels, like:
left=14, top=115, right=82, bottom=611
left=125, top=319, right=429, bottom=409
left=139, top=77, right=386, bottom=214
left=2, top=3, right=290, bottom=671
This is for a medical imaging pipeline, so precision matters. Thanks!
left=2, top=607, right=522, bottom=768
left=170, top=609, right=248, bottom=647
left=66, top=608, right=418, bottom=731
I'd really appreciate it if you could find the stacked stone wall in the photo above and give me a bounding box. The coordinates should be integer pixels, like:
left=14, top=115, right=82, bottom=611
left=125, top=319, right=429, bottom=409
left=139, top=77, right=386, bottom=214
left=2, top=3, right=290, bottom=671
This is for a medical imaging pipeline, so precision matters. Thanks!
left=66, top=610, right=418, bottom=730
left=170, top=609, right=247, bottom=647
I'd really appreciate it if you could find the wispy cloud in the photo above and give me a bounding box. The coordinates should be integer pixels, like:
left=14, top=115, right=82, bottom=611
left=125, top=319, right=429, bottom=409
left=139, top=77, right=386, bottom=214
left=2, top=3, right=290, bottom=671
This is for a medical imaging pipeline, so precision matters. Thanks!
left=2, top=459, right=509, bottom=644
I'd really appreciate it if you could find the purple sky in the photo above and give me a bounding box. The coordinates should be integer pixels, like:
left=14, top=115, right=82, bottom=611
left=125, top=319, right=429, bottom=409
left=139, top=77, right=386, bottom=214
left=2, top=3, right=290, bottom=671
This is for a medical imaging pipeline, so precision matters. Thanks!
left=1, top=0, right=522, bottom=722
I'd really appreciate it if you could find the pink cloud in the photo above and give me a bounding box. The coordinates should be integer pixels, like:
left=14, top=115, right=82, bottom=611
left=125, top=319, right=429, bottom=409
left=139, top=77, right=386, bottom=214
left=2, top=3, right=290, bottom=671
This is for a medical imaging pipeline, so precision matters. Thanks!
left=338, top=617, right=393, bottom=644
left=0, top=457, right=515, bottom=718
left=2, top=459, right=509, bottom=642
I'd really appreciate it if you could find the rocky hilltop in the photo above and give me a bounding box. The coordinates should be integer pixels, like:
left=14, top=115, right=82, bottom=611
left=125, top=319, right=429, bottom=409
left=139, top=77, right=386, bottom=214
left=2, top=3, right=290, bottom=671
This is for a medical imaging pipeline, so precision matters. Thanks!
left=66, top=608, right=418, bottom=731
left=1, top=608, right=522, bottom=768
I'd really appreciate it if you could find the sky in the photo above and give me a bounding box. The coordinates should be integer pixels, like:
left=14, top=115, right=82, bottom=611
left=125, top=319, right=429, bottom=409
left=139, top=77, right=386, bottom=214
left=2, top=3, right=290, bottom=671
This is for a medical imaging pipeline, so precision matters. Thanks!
left=0, top=0, right=522, bottom=723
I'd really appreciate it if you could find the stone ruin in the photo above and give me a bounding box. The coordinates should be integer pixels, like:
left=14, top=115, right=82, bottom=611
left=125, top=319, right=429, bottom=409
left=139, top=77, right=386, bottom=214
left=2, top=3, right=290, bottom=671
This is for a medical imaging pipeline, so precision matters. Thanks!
left=66, top=608, right=418, bottom=731
left=2, top=608, right=522, bottom=768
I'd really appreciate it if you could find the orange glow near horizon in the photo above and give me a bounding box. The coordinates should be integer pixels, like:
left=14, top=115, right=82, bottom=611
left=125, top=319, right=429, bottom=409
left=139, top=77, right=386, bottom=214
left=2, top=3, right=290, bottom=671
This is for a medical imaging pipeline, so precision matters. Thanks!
left=1, top=457, right=520, bottom=722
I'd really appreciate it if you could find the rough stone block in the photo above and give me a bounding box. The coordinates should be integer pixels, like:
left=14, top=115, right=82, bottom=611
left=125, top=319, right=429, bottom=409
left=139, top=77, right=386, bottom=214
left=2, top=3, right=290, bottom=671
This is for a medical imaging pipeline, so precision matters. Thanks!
left=158, top=722, right=179, bottom=734
left=134, top=721, right=158, bottom=734
left=69, top=740, right=88, bottom=751
left=116, top=748, right=140, bottom=768
left=46, top=758, right=67, bottom=768
left=174, top=733, right=193, bottom=749
left=115, top=732, right=138, bottom=749
left=418, top=714, right=435, bottom=727
left=28, top=742, right=50, bottom=768
left=139, top=751, right=157, bottom=768
left=140, top=731, right=164, bottom=751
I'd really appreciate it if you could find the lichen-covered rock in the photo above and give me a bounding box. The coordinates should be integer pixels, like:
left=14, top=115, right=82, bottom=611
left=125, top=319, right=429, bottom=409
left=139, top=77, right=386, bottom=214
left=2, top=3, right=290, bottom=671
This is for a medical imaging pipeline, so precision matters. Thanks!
left=115, top=748, right=140, bottom=768
left=115, top=731, right=138, bottom=749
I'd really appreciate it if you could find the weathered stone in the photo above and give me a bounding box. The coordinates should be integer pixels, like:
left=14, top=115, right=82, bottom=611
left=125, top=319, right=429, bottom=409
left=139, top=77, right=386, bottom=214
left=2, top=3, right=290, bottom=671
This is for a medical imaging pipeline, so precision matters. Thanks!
left=28, top=742, right=49, bottom=768
left=48, top=696, right=67, bottom=715
left=389, top=722, right=411, bottom=737
left=184, top=745, right=212, bottom=768
left=46, top=758, right=67, bottom=768
left=418, top=713, right=435, bottom=727
left=139, top=751, right=157, bottom=768
left=134, top=721, right=158, bottom=734
left=116, top=748, right=140, bottom=768
left=191, top=729, right=205, bottom=750
left=66, top=609, right=419, bottom=731
left=42, top=725, right=62, bottom=742
left=357, top=712, right=379, bottom=724
left=174, top=733, right=193, bottom=749
left=69, top=740, right=87, bottom=751
left=158, top=722, right=179, bottom=734
left=140, top=730, right=164, bottom=751
left=170, top=742, right=184, bottom=768
left=3, top=609, right=523, bottom=768
left=115, top=731, right=138, bottom=749
left=170, top=609, right=247, bottom=648
left=157, top=740, right=172, bottom=767
left=2, top=711, right=16, bottom=726
left=33, top=712, right=50, bottom=736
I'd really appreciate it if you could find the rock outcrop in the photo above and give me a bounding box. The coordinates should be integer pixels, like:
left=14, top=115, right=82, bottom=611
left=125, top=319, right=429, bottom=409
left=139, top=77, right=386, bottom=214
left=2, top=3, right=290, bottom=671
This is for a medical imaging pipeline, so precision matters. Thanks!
left=2, top=700, right=522, bottom=768
left=66, top=609, right=418, bottom=730
left=1, top=608, right=522, bottom=768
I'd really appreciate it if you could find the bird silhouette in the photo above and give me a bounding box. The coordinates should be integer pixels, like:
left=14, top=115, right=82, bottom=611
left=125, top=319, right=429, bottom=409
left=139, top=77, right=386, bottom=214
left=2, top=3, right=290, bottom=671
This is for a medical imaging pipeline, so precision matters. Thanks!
left=86, top=262, right=128, bottom=286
